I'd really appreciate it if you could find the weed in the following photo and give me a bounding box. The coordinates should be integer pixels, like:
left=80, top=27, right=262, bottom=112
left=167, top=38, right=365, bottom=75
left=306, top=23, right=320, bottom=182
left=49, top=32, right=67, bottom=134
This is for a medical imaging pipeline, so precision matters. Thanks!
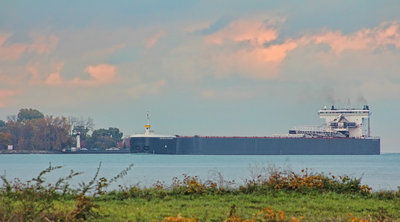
left=69, top=162, right=134, bottom=220
left=0, top=163, right=81, bottom=221
left=162, top=213, right=200, bottom=222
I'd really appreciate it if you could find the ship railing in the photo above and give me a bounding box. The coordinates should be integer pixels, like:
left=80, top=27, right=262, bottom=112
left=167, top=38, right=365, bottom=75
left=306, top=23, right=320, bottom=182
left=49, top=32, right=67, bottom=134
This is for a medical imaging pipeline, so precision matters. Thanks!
left=291, top=125, right=327, bottom=132
left=290, top=126, right=347, bottom=138
left=363, top=136, right=380, bottom=139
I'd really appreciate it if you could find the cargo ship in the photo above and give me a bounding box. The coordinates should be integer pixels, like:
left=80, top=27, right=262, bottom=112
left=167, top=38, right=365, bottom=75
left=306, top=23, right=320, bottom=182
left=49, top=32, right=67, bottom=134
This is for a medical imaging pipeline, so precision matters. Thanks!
left=130, top=106, right=380, bottom=155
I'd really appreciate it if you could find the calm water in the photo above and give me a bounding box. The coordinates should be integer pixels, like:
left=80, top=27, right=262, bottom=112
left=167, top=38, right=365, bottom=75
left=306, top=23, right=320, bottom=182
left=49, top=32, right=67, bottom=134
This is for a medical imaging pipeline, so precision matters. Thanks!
left=0, top=154, right=399, bottom=191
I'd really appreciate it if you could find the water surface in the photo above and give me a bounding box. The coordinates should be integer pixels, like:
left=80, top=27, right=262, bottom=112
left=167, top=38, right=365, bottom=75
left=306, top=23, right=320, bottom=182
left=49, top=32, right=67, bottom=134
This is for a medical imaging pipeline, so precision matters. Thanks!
left=0, top=154, right=398, bottom=190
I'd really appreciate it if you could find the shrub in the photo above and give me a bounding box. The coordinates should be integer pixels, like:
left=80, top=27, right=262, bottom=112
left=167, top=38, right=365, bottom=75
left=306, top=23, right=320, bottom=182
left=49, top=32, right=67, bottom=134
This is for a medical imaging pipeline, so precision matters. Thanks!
left=0, top=163, right=81, bottom=221
left=239, top=168, right=372, bottom=195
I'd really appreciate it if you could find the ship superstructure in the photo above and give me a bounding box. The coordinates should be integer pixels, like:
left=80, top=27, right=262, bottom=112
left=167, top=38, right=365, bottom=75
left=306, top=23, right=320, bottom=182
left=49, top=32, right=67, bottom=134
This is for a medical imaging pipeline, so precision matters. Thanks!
left=130, top=106, right=380, bottom=155
left=289, top=105, right=372, bottom=138
left=318, top=105, right=371, bottom=138
left=131, top=111, right=176, bottom=138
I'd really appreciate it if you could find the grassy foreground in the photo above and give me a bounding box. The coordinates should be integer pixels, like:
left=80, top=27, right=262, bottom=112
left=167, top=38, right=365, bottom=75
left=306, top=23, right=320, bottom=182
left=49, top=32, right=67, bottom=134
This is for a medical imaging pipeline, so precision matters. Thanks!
left=1, top=164, right=399, bottom=221
left=95, top=192, right=400, bottom=221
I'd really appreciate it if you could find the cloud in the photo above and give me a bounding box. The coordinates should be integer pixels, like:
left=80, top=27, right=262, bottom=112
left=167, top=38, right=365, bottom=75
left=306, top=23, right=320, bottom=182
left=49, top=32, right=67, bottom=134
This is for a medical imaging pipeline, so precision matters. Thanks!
left=28, top=34, right=58, bottom=54
left=191, top=16, right=233, bottom=35
left=211, top=47, right=281, bottom=79
left=2, top=17, right=400, bottom=109
left=26, top=62, right=41, bottom=83
left=185, top=20, right=215, bottom=33
left=197, top=19, right=400, bottom=81
left=44, top=62, right=64, bottom=85
left=45, top=73, right=63, bottom=85
left=214, top=40, right=297, bottom=79
left=84, top=43, right=126, bottom=60
left=200, top=18, right=295, bottom=79
left=26, top=61, right=65, bottom=85
left=204, top=19, right=278, bottom=46
left=376, top=22, right=400, bottom=47
left=0, top=90, right=20, bottom=107
left=83, top=64, right=117, bottom=85
left=44, top=63, right=117, bottom=87
left=145, top=31, right=165, bottom=49
left=0, top=33, right=28, bottom=61
left=0, top=33, right=59, bottom=61
left=303, top=21, right=400, bottom=54
left=251, top=41, right=298, bottom=63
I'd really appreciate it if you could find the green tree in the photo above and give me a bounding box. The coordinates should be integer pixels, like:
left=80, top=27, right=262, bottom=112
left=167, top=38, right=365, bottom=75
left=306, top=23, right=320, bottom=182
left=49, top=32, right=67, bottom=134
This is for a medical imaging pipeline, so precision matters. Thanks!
left=17, top=108, right=44, bottom=122
left=87, top=127, right=123, bottom=149
left=108, top=127, right=123, bottom=142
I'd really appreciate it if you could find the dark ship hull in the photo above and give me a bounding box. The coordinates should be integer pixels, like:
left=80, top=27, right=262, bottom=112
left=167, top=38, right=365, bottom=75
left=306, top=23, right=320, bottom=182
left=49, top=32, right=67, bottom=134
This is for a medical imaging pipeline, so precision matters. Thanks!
left=130, top=136, right=380, bottom=155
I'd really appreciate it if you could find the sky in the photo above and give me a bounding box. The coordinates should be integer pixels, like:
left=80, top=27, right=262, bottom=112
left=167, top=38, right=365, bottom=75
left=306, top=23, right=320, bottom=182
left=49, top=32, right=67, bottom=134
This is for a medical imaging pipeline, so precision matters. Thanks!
left=0, top=1, right=399, bottom=152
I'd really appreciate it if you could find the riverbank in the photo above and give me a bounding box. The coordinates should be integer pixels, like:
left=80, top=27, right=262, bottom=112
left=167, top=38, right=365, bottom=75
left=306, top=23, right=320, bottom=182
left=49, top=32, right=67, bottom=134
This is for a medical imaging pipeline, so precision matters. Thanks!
left=96, top=192, right=400, bottom=221
left=0, top=149, right=130, bottom=154
left=26, top=192, right=395, bottom=221
left=1, top=186, right=399, bottom=221
left=1, top=165, right=399, bottom=221
left=0, top=150, right=61, bottom=154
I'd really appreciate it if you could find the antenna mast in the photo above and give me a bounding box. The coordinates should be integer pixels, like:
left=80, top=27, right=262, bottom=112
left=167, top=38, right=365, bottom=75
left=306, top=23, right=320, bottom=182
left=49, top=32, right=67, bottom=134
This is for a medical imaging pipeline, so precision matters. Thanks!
left=145, top=111, right=151, bottom=135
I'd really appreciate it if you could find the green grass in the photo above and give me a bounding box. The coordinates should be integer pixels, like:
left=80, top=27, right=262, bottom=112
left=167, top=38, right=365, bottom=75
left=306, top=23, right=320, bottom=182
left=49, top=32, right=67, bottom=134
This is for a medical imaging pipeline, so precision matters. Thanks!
left=2, top=191, right=399, bottom=221
left=93, top=192, right=400, bottom=221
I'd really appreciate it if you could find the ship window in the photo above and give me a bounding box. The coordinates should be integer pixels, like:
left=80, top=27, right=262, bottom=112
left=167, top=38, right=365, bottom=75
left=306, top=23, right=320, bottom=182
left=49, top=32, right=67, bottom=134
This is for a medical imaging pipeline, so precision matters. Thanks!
left=144, top=146, right=149, bottom=150
left=135, top=146, right=141, bottom=150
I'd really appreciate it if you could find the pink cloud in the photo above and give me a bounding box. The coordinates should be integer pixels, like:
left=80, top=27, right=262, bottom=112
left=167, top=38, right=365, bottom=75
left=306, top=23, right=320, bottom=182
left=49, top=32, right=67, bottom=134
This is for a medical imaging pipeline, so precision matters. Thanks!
left=199, top=18, right=301, bottom=79
left=83, top=64, right=117, bottom=85
left=0, top=89, right=20, bottom=107
left=374, top=22, right=400, bottom=48
left=306, top=21, right=400, bottom=53
left=28, top=34, right=58, bottom=54
left=26, top=61, right=64, bottom=85
left=56, top=64, right=118, bottom=87
left=212, top=48, right=281, bottom=80
left=44, top=62, right=64, bottom=85
left=0, top=33, right=59, bottom=61
left=26, top=62, right=41, bottom=83
left=0, top=33, right=28, bottom=61
left=201, top=19, right=400, bottom=80
left=252, top=41, right=298, bottom=63
left=205, top=19, right=278, bottom=46
left=312, top=31, right=369, bottom=53
left=42, top=63, right=117, bottom=87
left=45, top=73, right=63, bottom=85
left=145, top=31, right=165, bottom=49
left=202, top=19, right=296, bottom=79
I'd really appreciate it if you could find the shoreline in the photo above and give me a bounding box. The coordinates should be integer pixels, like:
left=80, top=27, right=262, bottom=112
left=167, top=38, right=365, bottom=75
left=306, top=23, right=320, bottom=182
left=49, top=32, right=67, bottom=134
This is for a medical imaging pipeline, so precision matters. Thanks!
left=0, top=149, right=130, bottom=154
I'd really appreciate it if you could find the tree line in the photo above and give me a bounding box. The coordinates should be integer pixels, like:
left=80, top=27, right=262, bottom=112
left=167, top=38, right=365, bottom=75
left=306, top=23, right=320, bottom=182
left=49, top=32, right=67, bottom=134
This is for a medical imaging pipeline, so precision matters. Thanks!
left=0, top=108, right=124, bottom=151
